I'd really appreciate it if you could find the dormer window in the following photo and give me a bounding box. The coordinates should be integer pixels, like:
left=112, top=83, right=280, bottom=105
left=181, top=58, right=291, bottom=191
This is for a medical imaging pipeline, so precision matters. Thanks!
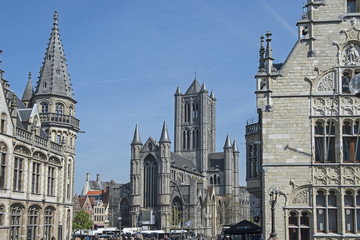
left=347, top=0, right=360, bottom=13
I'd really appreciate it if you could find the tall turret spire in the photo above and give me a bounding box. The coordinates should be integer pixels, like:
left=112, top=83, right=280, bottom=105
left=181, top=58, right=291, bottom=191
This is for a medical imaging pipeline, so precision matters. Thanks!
left=35, top=11, right=73, bottom=99
left=21, top=72, right=34, bottom=104
left=265, top=31, right=274, bottom=60
left=131, top=123, right=142, bottom=145
left=159, top=120, right=171, bottom=143
left=223, top=134, right=232, bottom=149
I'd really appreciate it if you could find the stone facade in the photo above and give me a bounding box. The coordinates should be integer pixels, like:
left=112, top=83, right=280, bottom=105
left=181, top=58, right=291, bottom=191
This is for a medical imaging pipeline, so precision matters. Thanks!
left=0, top=12, right=79, bottom=240
left=246, top=0, right=360, bottom=239
left=109, top=79, right=250, bottom=238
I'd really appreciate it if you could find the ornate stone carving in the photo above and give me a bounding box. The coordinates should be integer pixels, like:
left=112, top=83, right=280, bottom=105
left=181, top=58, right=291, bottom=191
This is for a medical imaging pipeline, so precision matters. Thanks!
left=49, top=157, right=60, bottom=164
left=33, top=151, right=46, bottom=160
left=314, top=166, right=340, bottom=185
left=343, top=44, right=360, bottom=65
left=343, top=166, right=360, bottom=185
left=292, top=189, right=309, bottom=205
left=14, top=145, right=30, bottom=156
left=317, top=73, right=334, bottom=92
left=0, top=142, right=7, bottom=152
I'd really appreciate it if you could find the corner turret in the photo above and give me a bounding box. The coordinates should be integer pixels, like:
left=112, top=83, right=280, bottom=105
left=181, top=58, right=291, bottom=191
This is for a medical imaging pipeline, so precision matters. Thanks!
left=21, top=72, right=34, bottom=107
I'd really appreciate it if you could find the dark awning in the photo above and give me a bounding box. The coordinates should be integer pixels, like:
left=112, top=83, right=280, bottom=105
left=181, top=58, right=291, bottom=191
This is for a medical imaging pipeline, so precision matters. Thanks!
left=224, top=220, right=261, bottom=235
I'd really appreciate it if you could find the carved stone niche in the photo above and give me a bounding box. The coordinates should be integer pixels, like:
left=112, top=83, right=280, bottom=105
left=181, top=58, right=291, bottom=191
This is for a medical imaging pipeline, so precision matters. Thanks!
left=33, top=151, right=46, bottom=161
left=290, top=186, right=310, bottom=206
left=49, top=157, right=60, bottom=165
left=316, top=72, right=335, bottom=93
left=14, top=145, right=30, bottom=156
left=342, top=43, right=360, bottom=66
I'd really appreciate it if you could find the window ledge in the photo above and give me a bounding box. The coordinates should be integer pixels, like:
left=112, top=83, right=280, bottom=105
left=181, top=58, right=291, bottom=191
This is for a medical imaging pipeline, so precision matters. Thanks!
left=342, top=12, right=360, bottom=20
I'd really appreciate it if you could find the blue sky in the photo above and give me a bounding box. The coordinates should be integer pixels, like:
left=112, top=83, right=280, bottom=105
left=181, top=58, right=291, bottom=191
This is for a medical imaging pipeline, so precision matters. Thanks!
left=0, top=1, right=303, bottom=194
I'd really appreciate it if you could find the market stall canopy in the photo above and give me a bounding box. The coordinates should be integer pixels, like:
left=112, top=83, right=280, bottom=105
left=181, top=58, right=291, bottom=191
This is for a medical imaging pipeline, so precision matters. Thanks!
left=224, top=220, right=261, bottom=235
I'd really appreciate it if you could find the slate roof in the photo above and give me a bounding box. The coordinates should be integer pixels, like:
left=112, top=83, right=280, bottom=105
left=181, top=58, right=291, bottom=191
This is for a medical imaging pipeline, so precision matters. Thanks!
left=185, top=79, right=202, bottom=94
left=35, top=11, right=74, bottom=99
left=89, top=180, right=108, bottom=191
left=170, top=152, right=199, bottom=174
left=21, top=74, right=34, bottom=101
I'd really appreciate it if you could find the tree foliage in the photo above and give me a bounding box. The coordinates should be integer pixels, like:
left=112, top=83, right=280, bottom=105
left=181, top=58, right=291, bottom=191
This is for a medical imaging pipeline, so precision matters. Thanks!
left=73, top=210, right=93, bottom=233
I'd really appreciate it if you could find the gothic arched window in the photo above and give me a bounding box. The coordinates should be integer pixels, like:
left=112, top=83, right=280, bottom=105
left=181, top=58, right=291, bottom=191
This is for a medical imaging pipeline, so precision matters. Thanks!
left=288, top=211, right=310, bottom=239
left=184, top=102, right=191, bottom=123
left=172, top=197, right=183, bottom=227
left=120, top=198, right=130, bottom=227
left=316, top=190, right=338, bottom=233
left=10, top=204, right=23, bottom=240
left=44, top=207, right=54, bottom=240
left=144, top=155, right=158, bottom=208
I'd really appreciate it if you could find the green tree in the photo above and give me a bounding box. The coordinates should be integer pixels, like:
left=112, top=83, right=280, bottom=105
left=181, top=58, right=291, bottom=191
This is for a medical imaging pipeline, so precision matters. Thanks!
left=73, top=210, right=93, bottom=235
left=170, top=205, right=183, bottom=228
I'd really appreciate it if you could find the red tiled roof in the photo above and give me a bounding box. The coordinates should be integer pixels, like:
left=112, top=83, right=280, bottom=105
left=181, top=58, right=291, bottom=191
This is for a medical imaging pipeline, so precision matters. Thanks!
left=86, top=190, right=103, bottom=195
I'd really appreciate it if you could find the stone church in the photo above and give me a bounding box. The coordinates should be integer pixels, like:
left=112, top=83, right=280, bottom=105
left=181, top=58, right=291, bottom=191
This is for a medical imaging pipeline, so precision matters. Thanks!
left=109, top=79, right=249, bottom=237
left=246, top=0, right=360, bottom=239
left=0, top=12, right=79, bottom=240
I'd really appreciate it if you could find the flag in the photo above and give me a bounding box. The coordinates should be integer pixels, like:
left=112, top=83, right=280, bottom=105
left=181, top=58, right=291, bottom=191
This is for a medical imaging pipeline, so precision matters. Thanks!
left=186, top=220, right=191, bottom=227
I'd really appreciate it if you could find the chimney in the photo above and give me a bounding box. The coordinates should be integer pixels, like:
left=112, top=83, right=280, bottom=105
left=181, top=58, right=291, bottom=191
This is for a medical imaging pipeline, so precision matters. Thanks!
left=97, top=174, right=100, bottom=183
left=86, top=173, right=90, bottom=182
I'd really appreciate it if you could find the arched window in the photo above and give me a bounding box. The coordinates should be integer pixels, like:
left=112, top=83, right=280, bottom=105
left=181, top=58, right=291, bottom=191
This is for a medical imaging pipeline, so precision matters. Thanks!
left=183, top=129, right=190, bottom=150
left=120, top=198, right=130, bottom=227
left=69, top=106, right=74, bottom=116
left=172, top=197, right=183, bottom=227
left=288, top=211, right=310, bottom=240
left=27, top=206, right=40, bottom=240
left=192, top=129, right=196, bottom=149
left=196, top=129, right=200, bottom=149
left=13, top=157, right=23, bottom=191
left=44, top=207, right=54, bottom=240
left=192, top=102, right=199, bottom=122
left=217, top=200, right=223, bottom=226
left=10, top=205, right=23, bottom=240
left=55, top=103, right=63, bottom=115
left=197, top=197, right=204, bottom=226
left=47, top=167, right=55, bottom=196
left=314, top=121, right=336, bottom=163
left=41, top=102, right=48, bottom=113
left=184, top=102, right=191, bottom=123
left=316, top=190, right=338, bottom=233
left=144, top=155, right=158, bottom=208
left=343, top=120, right=360, bottom=162
left=31, top=162, right=41, bottom=193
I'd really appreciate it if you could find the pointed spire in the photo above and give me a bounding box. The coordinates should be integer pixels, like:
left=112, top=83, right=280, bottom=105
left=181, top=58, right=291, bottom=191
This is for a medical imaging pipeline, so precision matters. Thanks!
left=131, top=123, right=142, bottom=145
left=175, top=85, right=182, bottom=95
left=21, top=72, right=34, bottom=102
left=210, top=90, right=215, bottom=99
left=265, top=31, right=274, bottom=60
left=233, top=139, right=239, bottom=153
left=159, top=120, right=171, bottom=143
left=35, top=11, right=74, bottom=99
left=259, top=35, right=265, bottom=70
left=200, top=82, right=208, bottom=93
left=223, top=134, right=232, bottom=149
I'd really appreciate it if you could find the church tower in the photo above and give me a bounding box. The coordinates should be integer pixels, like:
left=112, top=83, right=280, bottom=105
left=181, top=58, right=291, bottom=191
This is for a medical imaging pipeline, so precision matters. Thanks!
left=30, top=11, right=79, bottom=205
left=174, top=77, right=216, bottom=173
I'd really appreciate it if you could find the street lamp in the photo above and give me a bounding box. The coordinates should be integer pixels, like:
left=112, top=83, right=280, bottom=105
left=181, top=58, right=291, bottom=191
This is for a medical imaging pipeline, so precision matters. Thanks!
left=118, top=216, right=122, bottom=239
left=268, top=186, right=279, bottom=240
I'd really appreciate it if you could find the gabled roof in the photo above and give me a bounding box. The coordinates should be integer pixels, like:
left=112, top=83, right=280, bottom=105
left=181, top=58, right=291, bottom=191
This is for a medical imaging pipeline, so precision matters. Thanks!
left=86, top=190, right=104, bottom=196
left=170, top=152, right=199, bottom=174
left=88, top=180, right=108, bottom=191
left=35, top=11, right=74, bottom=99
left=185, top=79, right=202, bottom=94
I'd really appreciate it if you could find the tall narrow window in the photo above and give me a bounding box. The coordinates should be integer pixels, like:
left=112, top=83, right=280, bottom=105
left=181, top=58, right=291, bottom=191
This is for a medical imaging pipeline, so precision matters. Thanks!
left=44, top=208, right=54, bottom=240
left=192, top=102, right=199, bottom=122
left=342, top=73, right=351, bottom=93
left=13, top=158, right=23, bottom=191
left=172, top=197, right=183, bottom=227
left=0, top=205, right=4, bottom=226
left=47, top=167, right=55, bottom=196
left=345, top=191, right=355, bottom=233
left=10, top=205, right=22, bottom=240
left=0, top=152, right=6, bottom=188
left=55, top=103, right=63, bottom=115
left=192, top=129, right=197, bottom=149
left=184, top=102, right=190, bottom=123
left=1, top=114, right=6, bottom=133
left=343, top=120, right=360, bottom=162
left=120, top=198, right=130, bottom=227
left=143, top=155, right=158, bottom=208
left=41, top=102, right=48, bottom=113
left=27, top=206, right=39, bottom=240
left=315, top=121, right=335, bottom=163
left=31, top=162, right=40, bottom=193
left=196, top=129, right=200, bottom=148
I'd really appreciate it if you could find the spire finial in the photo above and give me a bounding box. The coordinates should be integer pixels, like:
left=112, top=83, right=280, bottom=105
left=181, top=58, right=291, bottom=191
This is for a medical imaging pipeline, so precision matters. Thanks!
left=28, top=72, right=32, bottom=81
left=259, top=35, right=265, bottom=69
left=131, top=123, right=142, bottom=145
left=265, top=31, right=274, bottom=60
left=194, top=69, right=197, bottom=80
left=53, top=11, right=59, bottom=26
